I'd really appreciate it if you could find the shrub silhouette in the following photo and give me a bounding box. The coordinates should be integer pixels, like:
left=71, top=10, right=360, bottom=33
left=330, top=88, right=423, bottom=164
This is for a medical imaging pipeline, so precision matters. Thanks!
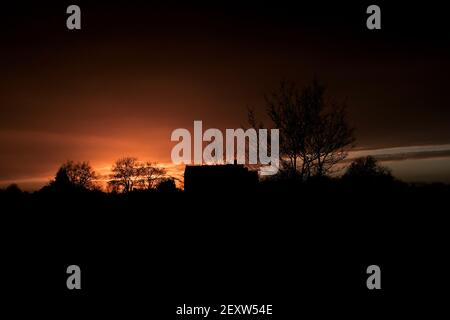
left=4, top=184, right=23, bottom=195
left=343, top=156, right=394, bottom=185
left=156, top=178, right=178, bottom=192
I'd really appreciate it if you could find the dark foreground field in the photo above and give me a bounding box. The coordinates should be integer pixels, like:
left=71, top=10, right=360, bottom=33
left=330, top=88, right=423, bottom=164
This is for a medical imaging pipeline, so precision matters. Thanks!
left=1, top=182, right=449, bottom=318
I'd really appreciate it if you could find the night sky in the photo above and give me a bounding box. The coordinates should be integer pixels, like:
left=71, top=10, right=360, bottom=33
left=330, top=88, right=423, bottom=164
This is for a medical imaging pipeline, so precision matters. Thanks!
left=1, top=1, right=450, bottom=189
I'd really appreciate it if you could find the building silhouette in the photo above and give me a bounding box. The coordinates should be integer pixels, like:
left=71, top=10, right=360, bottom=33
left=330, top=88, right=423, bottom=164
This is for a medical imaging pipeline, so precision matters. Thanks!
left=184, top=162, right=258, bottom=192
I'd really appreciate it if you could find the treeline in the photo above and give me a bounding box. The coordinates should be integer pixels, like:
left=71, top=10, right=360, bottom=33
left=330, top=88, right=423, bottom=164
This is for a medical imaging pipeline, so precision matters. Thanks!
left=2, top=155, right=450, bottom=197
left=2, top=79, right=450, bottom=197
left=0, top=156, right=180, bottom=196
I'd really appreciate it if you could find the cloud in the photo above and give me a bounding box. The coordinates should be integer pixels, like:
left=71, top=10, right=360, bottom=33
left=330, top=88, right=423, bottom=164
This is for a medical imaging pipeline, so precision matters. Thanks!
left=347, top=144, right=450, bottom=162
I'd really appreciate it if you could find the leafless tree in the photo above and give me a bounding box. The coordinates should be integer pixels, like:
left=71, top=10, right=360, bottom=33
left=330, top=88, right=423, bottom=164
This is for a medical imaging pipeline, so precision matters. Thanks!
left=137, top=162, right=167, bottom=190
left=108, top=157, right=167, bottom=193
left=59, top=160, right=98, bottom=190
left=108, top=157, right=141, bottom=193
left=260, top=79, right=354, bottom=179
left=307, top=101, right=355, bottom=177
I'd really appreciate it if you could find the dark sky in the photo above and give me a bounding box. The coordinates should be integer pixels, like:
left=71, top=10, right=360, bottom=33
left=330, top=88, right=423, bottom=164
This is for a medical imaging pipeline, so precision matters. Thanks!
left=1, top=1, right=450, bottom=189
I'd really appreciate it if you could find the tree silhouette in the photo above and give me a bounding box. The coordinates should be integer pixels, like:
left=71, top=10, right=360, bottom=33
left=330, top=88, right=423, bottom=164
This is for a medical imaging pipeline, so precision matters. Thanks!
left=52, top=166, right=72, bottom=189
left=138, top=162, right=167, bottom=190
left=42, top=161, right=98, bottom=192
left=263, top=79, right=354, bottom=179
left=108, top=157, right=167, bottom=193
left=61, top=161, right=98, bottom=190
left=108, top=157, right=141, bottom=193
left=343, top=156, right=393, bottom=183
left=4, top=183, right=23, bottom=195
left=155, top=178, right=178, bottom=192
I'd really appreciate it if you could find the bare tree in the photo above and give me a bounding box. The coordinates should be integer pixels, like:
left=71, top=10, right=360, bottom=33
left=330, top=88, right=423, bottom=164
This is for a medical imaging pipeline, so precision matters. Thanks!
left=263, top=79, right=354, bottom=179
left=108, top=157, right=141, bottom=193
left=108, top=157, right=167, bottom=193
left=308, top=101, right=355, bottom=176
left=58, top=160, right=98, bottom=190
left=137, top=162, right=167, bottom=190
left=265, top=80, right=323, bottom=178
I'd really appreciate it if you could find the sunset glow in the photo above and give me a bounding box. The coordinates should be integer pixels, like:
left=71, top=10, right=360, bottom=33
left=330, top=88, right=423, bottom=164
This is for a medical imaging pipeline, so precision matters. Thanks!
left=1, top=3, right=450, bottom=191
